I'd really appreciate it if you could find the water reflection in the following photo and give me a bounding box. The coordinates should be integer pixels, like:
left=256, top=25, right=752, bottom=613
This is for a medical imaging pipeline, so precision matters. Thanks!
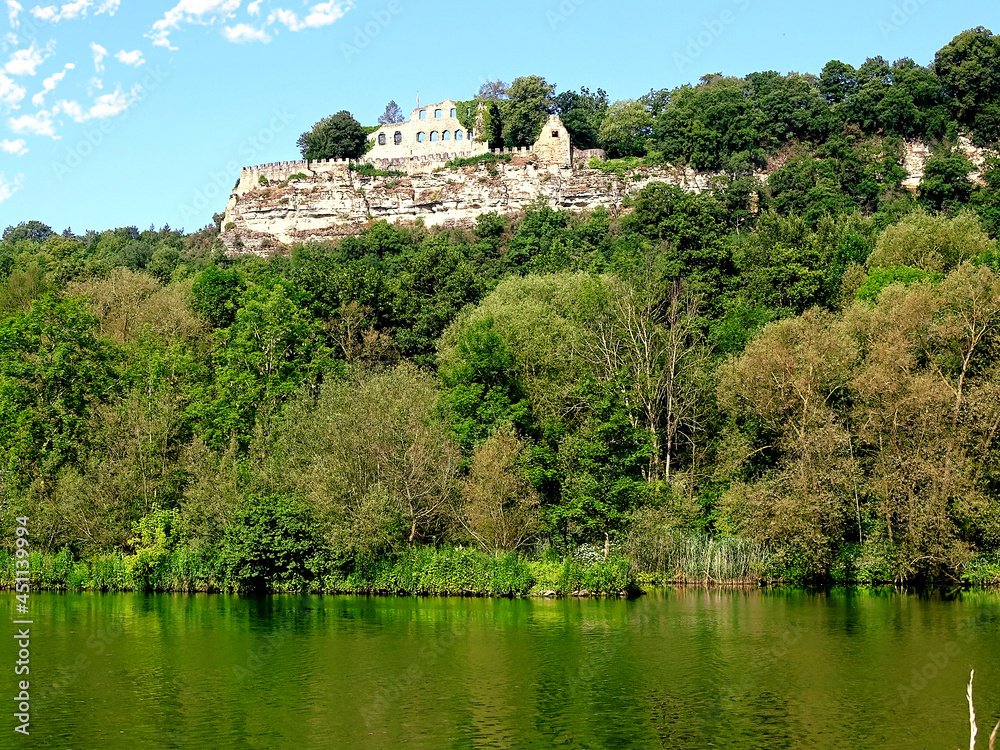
left=1, top=588, right=997, bottom=749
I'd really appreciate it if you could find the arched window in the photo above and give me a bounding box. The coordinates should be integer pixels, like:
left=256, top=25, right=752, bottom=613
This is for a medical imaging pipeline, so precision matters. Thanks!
left=394, top=131, right=402, bottom=145
left=468, top=128, right=474, bottom=140
left=377, top=133, right=386, bottom=145
left=417, top=132, right=425, bottom=142
left=430, top=131, right=439, bottom=142
left=450, top=108, right=457, bottom=118
left=434, top=109, right=442, bottom=118
left=419, top=110, right=426, bottom=120
left=455, top=130, right=463, bottom=141
left=442, top=131, right=451, bottom=141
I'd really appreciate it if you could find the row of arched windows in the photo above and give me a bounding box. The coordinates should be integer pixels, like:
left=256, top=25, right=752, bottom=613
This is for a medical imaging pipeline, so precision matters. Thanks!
left=416, top=130, right=465, bottom=143
left=378, top=129, right=470, bottom=145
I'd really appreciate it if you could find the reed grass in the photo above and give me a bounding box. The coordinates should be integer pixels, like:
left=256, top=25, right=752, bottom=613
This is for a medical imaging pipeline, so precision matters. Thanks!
left=623, top=529, right=777, bottom=585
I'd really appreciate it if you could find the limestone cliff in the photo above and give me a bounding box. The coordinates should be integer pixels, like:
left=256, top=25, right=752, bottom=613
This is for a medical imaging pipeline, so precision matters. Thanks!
left=220, top=139, right=993, bottom=255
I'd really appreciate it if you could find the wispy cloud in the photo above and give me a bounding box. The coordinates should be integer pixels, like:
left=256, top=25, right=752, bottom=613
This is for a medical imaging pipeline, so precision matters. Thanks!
left=223, top=23, right=271, bottom=43
left=0, top=72, right=26, bottom=107
left=9, top=109, right=56, bottom=136
left=247, top=0, right=261, bottom=15
left=1, top=138, right=27, bottom=155
left=114, top=49, right=144, bottom=66
left=269, top=1, right=353, bottom=32
left=6, top=0, right=22, bottom=27
left=55, top=81, right=142, bottom=122
left=5, top=43, right=53, bottom=76
left=147, top=0, right=241, bottom=50
left=90, top=41, right=106, bottom=72
left=0, top=172, right=25, bottom=205
left=31, top=60, right=73, bottom=106
left=28, top=0, right=119, bottom=23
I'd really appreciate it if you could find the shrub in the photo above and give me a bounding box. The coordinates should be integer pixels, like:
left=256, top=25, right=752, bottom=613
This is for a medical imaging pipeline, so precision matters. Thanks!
left=349, top=163, right=405, bottom=178
left=446, top=153, right=512, bottom=169
left=222, top=494, right=326, bottom=592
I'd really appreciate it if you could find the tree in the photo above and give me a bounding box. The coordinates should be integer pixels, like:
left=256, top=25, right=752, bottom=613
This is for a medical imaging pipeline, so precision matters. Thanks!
left=598, top=99, right=653, bottom=158
left=819, top=60, right=858, bottom=104
left=476, top=79, right=509, bottom=101
left=934, top=27, right=1000, bottom=127
left=501, top=76, right=556, bottom=147
left=554, top=87, right=608, bottom=150
left=296, top=110, right=367, bottom=161
left=456, top=425, right=541, bottom=552
left=919, top=147, right=975, bottom=210
left=2, top=221, right=54, bottom=244
left=0, top=295, right=117, bottom=482
left=378, top=100, right=405, bottom=125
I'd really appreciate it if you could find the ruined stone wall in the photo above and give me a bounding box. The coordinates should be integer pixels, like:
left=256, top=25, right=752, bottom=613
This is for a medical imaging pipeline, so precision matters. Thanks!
left=236, top=158, right=351, bottom=196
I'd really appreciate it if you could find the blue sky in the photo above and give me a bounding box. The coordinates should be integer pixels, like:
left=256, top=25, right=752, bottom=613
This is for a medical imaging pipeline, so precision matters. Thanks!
left=0, top=0, right=995, bottom=234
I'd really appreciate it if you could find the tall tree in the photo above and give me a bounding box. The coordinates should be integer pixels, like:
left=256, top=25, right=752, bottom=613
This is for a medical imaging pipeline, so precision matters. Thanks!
left=378, top=100, right=405, bottom=125
left=296, top=111, right=367, bottom=161
left=501, top=76, right=556, bottom=147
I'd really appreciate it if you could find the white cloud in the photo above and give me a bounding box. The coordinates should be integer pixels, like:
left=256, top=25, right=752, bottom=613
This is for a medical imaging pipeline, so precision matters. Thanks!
left=114, top=49, right=144, bottom=66
left=55, top=82, right=140, bottom=122
left=0, top=172, right=25, bottom=205
left=223, top=23, right=271, bottom=44
left=28, top=0, right=118, bottom=22
left=0, top=138, right=27, bottom=155
left=147, top=0, right=241, bottom=49
left=31, top=60, right=73, bottom=106
left=10, top=109, right=56, bottom=136
left=6, top=0, right=22, bottom=27
left=90, top=41, right=106, bottom=72
left=269, top=2, right=353, bottom=32
left=0, top=71, right=26, bottom=107
left=247, top=0, right=261, bottom=15
left=5, top=43, right=52, bottom=76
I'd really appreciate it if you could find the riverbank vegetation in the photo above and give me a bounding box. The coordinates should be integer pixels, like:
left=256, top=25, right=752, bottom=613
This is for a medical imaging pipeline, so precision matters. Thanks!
left=3, top=28, right=1000, bottom=594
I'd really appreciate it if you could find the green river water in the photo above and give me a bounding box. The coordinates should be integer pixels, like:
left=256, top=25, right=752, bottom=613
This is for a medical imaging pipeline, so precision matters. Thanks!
left=2, top=588, right=999, bottom=749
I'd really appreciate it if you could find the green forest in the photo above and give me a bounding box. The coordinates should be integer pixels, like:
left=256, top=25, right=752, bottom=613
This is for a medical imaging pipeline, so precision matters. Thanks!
left=3, top=27, right=1000, bottom=594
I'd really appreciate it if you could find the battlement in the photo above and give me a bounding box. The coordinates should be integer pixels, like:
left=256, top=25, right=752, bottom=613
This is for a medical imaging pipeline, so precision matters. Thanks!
left=234, top=113, right=575, bottom=197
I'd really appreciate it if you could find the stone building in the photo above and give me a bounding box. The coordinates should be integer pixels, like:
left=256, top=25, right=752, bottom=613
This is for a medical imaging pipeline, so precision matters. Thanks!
left=367, top=99, right=489, bottom=159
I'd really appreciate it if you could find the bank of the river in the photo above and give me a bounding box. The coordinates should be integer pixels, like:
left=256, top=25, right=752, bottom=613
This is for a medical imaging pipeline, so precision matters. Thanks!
left=1, top=546, right=647, bottom=597
left=5, top=543, right=997, bottom=597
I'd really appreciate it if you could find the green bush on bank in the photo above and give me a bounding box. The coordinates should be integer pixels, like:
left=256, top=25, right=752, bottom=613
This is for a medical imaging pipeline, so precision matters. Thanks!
left=0, top=545, right=639, bottom=597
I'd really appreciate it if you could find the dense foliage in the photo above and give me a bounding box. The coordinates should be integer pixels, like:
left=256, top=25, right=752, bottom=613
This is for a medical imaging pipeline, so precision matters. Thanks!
left=296, top=110, right=367, bottom=161
left=4, top=29, right=1000, bottom=592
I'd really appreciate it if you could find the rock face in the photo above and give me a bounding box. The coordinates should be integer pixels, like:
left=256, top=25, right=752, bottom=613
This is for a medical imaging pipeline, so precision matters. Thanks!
left=220, top=139, right=994, bottom=255
left=221, top=158, right=742, bottom=254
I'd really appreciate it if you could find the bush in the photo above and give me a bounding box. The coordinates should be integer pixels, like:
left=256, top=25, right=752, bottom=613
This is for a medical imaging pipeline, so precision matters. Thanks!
left=222, top=494, right=326, bottom=592
left=446, top=153, right=512, bottom=169
left=349, top=163, right=405, bottom=178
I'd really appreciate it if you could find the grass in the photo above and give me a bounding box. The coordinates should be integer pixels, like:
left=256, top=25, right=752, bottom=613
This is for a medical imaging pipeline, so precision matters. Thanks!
left=349, top=163, right=406, bottom=178
left=445, top=153, right=512, bottom=169
left=0, top=545, right=638, bottom=597
left=623, top=529, right=778, bottom=585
